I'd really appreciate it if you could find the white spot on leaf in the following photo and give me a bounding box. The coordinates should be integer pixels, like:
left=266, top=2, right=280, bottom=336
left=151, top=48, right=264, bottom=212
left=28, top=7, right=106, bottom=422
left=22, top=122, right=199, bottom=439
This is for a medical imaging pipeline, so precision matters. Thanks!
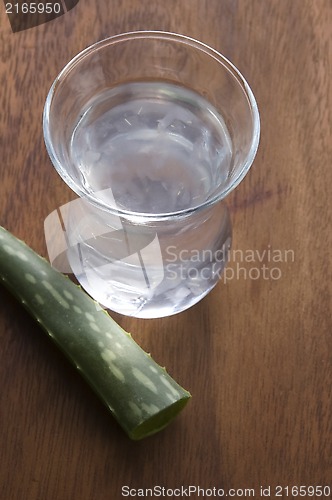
left=63, top=290, right=73, bottom=300
left=141, top=403, right=159, bottom=414
left=3, top=244, right=15, bottom=255
left=109, top=363, right=125, bottom=382
left=90, top=322, right=100, bottom=332
left=101, top=349, right=125, bottom=382
left=73, top=305, right=82, bottom=314
left=42, top=280, right=70, bottom=309
left=101, top=348, right=116, bottom=362
left=35, top=294, right=45, bottom=305
left=25, top=273, right=36, bottom=284
left=85, top=312, right=95, bottom=322
left=160, top=376, right=180, bottom=397
left=132, top=368, right=158, bottom=394
left=128, top=401, right=142, bottom=418
left=17, top=251, right=29, bottom=262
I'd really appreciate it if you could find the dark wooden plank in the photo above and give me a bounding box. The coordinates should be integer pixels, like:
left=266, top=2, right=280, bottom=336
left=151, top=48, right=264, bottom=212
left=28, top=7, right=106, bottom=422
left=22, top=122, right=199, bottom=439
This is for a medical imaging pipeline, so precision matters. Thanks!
left=0, top=1, right=331, bottom=498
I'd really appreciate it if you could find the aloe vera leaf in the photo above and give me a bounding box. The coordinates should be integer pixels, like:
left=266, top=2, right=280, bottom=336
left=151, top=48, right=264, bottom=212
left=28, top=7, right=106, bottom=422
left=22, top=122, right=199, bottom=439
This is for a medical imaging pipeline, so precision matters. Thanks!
left=0, top=225, right=190, bottom=440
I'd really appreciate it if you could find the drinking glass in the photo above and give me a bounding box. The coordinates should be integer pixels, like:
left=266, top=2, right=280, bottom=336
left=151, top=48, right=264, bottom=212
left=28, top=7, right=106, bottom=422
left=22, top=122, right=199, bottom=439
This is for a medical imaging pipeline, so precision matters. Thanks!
left=43, top=31, right=260, bottom=318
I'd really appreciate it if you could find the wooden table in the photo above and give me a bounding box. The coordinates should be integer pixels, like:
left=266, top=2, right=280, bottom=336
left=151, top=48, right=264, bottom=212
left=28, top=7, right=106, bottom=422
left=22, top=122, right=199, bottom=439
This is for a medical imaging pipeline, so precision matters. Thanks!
left=1, top=1, right=331, bottom=498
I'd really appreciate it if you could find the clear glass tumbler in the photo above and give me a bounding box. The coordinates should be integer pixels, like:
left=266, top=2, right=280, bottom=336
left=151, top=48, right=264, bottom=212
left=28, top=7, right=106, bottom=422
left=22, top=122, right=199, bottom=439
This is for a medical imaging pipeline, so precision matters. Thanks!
left=43, top=31, right=260, bottom=318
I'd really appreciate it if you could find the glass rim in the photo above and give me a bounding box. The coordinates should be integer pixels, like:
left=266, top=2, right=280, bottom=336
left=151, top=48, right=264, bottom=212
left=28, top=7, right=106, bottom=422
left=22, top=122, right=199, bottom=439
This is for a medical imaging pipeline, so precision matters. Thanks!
left=43, top=30, right=260, bottom=221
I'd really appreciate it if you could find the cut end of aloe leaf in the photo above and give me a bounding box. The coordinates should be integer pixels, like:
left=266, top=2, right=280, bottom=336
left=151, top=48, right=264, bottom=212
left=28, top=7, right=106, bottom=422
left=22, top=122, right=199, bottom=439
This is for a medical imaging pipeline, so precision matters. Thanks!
left=0, top=225, right=191, bottom=440
left=129, top=396, right=191, bottom=440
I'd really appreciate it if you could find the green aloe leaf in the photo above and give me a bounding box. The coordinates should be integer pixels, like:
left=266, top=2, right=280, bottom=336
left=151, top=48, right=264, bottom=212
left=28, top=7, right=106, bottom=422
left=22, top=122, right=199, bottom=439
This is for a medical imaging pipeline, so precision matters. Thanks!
left=0, top=225, right=191, bottom=439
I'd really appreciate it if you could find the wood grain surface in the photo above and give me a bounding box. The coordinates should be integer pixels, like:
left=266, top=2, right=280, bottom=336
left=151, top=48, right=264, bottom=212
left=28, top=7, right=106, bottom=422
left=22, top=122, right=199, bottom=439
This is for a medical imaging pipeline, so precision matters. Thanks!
left=0, top=1, right=331, bottom=498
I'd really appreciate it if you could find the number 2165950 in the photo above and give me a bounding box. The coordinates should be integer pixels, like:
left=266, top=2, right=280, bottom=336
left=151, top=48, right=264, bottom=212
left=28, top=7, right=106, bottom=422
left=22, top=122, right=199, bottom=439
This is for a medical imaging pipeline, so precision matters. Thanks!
left=275, top=485, right=330, bottom=497
left=5, top=3, right=62, bottom=14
